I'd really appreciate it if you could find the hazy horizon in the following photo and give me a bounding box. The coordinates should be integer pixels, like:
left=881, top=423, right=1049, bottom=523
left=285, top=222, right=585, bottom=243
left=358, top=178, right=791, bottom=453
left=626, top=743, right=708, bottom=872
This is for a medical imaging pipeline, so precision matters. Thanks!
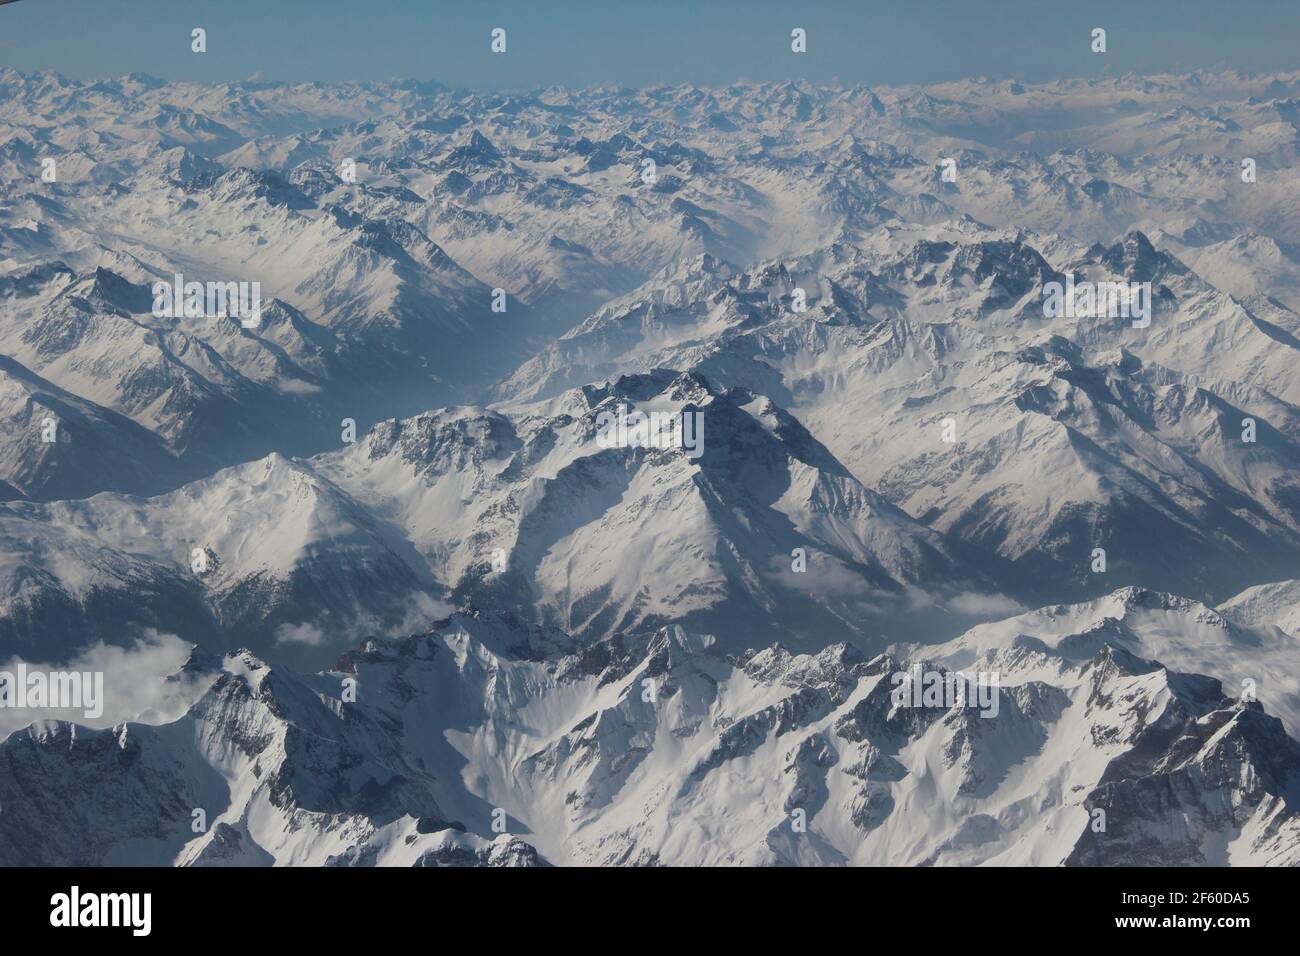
left=2, top=0, right=1298, bottom=89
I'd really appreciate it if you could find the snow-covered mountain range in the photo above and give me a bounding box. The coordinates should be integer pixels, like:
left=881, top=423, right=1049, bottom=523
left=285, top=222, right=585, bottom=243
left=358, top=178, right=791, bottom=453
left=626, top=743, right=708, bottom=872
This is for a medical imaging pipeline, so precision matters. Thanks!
left=3, top=66, right=1300, bottom=866
left=6, top=588, right=1300, bottom=866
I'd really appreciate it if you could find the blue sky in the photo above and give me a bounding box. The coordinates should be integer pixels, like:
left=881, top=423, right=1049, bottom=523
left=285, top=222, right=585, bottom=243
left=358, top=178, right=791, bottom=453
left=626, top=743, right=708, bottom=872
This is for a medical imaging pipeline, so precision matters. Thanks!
left=2, top=0, right=1298, bottom=88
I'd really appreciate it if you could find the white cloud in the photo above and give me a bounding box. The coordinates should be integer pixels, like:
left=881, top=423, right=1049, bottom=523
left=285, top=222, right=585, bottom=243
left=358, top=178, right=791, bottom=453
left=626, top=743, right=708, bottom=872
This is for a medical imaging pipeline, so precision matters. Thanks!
left=946, top=591, right=1025, bottom=618
left=0, top=631, right=213, bottom=740
left=275, top=621, right=326, bottom=646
